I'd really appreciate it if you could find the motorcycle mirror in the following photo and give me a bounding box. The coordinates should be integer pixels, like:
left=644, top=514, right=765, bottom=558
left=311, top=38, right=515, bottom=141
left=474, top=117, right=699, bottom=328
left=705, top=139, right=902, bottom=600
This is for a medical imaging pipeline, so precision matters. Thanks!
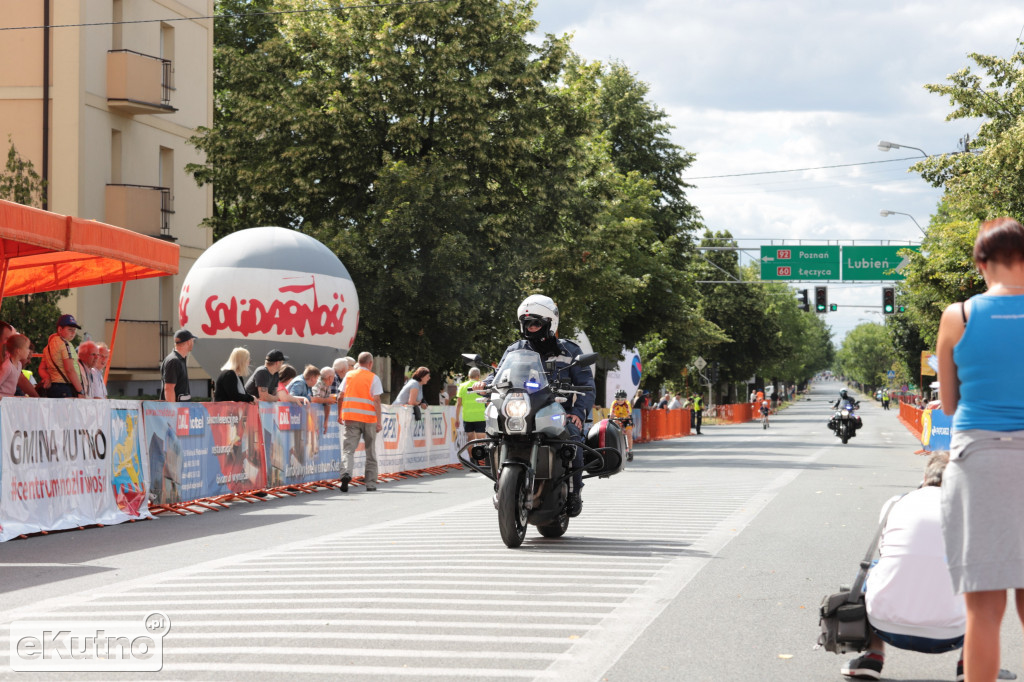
left=462, top=353, right=484, bottom=367
left=574, top=352, right=599, bottom=367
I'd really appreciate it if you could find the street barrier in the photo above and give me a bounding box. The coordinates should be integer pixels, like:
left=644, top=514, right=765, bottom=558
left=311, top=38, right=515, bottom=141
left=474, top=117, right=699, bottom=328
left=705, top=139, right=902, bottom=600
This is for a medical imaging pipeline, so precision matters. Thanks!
left=714, top=403, right=754, bottom=424
left=636, top=408, right=690, bottom=442
left=0, top=399, right=459, bottom=540
left=898, top=401, right=924, bottom=440
left=0, top=399, right=151, bottom=541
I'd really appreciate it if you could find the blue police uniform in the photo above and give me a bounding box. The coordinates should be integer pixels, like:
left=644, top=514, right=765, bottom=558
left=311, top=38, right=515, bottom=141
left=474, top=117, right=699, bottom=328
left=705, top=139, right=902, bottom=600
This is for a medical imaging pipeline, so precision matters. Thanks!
left=493, top=337, right=595, bottom=493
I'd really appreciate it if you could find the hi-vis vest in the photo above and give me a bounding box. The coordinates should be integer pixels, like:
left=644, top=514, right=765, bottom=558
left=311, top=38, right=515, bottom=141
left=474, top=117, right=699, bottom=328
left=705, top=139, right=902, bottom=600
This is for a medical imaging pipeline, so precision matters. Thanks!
left=341, top=368, right=377, bottom=423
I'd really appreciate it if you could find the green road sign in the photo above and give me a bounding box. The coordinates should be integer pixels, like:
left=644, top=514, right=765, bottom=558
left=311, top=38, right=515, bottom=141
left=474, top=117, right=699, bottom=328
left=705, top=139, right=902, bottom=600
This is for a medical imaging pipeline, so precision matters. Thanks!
left=842, top=245, right=920, bottom=281
left=760, top=245, right=840, bottom=280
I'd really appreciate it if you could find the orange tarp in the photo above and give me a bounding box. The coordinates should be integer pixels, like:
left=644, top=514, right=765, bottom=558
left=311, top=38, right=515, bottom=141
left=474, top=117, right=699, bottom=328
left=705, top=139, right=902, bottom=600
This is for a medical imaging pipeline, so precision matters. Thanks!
left=0, top=199, right=179, bottom=296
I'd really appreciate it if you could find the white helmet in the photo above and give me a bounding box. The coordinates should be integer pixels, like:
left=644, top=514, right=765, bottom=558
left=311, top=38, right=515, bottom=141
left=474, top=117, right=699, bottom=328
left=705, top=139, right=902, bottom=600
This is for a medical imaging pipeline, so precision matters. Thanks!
left=517, top=294, right=559, bottom=341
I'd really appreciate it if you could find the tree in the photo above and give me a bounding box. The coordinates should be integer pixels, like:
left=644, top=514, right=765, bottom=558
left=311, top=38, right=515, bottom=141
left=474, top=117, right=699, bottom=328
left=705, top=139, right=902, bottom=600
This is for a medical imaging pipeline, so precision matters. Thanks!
left=545, top=58, right=705, bottom=372
left=761, top=279, right=834, bottom=388
left=835, top=323, right=894, bottom=389
left=914, top=43, right=1024, bottom=221
left=0, top=139, right=66, bottom=355
left=190, top=0, right=706, bottom=396
left=693, top=232, right=772, bottom=392
left=1, top=137, right=45, bottom=207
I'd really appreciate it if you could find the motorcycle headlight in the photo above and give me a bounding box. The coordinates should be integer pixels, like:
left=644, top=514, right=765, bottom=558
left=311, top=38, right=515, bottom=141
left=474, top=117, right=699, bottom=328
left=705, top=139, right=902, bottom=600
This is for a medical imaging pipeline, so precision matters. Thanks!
left=503, top=396, right=530, bottom=419
left=841, top=409, right=850, bottom=417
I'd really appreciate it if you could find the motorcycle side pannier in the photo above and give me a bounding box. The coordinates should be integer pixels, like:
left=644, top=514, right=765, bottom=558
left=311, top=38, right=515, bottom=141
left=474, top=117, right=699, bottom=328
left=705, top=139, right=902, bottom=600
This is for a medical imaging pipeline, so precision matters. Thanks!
left=585, top=419, right=625, bottom=478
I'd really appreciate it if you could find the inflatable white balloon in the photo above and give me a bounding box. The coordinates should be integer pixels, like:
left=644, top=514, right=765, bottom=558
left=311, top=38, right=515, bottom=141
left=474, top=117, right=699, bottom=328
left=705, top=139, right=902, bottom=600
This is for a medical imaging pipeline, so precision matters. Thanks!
left=179, top=227, right=359, bottom=378
left=605, top=347, right=642, bottom=407
left=572, top=329, right=594, bottom=356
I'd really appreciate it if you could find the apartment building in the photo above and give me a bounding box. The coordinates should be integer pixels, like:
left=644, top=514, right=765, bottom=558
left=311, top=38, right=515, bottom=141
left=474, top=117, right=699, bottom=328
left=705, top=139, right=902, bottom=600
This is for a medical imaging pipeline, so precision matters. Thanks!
left=0, top=0, right=214, bottom=397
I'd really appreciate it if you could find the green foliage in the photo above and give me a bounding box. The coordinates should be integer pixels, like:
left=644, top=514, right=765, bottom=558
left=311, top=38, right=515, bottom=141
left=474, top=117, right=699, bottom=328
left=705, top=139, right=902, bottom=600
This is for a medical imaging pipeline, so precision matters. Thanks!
left=1, top=138, right=46, bottom=207
left=915, top=43, right=1024, bottom=221
left=887, top=44, right=1024, bottom=378
left=895, top=208, right=983, bottom=349
left=835, top=323, right=894, bottom=388
left=0, top=292, right=67, bottom=357
left=190, top=0, right=705, bottom=393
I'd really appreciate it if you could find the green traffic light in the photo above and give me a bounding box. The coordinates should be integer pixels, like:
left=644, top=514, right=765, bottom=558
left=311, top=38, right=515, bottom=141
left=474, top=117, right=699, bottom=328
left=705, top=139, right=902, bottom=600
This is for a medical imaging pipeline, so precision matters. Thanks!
left=884, top=304, right=894, bottom=313
left=829, top=303, right=838, bottom=311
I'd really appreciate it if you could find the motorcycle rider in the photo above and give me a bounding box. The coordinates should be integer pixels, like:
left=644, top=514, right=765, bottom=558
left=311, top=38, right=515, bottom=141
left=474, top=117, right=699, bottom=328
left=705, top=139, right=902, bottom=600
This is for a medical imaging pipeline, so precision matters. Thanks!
left=831, top=388, right=863, bottom=432
left=609, top=389, right=634, bottom=461
left=475, top=294, right=595, bottom=517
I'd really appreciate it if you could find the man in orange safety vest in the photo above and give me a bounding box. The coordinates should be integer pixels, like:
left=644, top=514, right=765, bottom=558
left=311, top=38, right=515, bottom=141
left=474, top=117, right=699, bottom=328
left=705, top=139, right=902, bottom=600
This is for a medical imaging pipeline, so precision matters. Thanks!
left=336, top=351, right=383, bottom=492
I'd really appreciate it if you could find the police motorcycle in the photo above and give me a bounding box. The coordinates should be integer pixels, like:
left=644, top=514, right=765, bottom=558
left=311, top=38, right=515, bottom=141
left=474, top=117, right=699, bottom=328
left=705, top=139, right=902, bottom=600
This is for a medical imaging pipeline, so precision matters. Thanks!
left=457, top=351, right=626, bottom=548
left=828, top=394, right=862, bottom=444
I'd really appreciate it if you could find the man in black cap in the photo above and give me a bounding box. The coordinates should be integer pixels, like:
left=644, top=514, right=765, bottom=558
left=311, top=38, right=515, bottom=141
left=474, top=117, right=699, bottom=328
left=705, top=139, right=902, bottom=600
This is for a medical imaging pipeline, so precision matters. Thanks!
left=245, top=349, right=287, bottom=402
left=162, top=329, right=195, bottom=402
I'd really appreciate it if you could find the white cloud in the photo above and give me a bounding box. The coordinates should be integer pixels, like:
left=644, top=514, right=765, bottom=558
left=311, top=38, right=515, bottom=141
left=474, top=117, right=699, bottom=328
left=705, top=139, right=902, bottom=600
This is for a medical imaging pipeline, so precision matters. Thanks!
left=532, top=0, right=1024, bottom=342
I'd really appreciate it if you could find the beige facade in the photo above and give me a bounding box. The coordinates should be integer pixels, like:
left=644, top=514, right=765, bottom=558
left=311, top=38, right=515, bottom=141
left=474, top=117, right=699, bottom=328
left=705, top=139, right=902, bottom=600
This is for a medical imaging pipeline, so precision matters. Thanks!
left=0, top=0, right=213, bottom=396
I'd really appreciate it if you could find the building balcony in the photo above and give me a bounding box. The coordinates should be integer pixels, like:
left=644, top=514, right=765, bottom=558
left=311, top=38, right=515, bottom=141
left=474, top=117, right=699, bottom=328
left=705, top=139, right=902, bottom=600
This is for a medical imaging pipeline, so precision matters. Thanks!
left=104, top=320, right=169, bottom=371
left=105, top=184, right=175, bottom=239
left=107, top=50, right=177, bottom=115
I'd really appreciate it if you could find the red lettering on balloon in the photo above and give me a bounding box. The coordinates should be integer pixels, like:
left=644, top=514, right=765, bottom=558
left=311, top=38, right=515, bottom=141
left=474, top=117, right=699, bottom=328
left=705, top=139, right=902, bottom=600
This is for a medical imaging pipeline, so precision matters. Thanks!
left=179, top=285, right=190, bottom=326
left=200, top=276, right=348, bottom=338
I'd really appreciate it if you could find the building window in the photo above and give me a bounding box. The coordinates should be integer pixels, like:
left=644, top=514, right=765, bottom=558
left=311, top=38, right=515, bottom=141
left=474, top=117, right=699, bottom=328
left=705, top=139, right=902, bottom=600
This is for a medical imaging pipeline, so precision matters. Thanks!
left=160, top=22, right=175, bottom=90
left=112, top=0, right=123, bottom=50
left=159, top=146, right=174, bottom=235
left=110, top=129, right=122, bottom=184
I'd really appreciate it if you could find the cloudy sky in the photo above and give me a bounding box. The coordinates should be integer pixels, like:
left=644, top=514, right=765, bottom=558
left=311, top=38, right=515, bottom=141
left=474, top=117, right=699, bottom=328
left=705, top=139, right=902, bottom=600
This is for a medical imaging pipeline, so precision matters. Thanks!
left=531, top=1, right=1024, bottom=343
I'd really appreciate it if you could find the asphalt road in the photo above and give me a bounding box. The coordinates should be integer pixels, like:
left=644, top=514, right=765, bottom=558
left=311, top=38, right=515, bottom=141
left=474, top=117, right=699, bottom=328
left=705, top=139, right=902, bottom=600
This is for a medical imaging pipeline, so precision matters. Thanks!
left=0, top=380, right=1020, bottom=681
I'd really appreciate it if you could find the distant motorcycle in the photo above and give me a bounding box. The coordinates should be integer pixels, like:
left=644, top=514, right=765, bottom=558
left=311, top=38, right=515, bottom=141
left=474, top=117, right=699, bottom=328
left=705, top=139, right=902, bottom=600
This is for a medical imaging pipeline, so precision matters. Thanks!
left=457, top=350, right=625, bottom=548
left=828, top=400, right=862, bottom=444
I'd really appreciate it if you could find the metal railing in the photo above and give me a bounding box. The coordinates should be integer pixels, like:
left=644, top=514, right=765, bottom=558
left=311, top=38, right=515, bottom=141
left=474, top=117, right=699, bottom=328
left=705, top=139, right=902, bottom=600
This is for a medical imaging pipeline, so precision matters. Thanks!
left=106, top=184, right=174, bottom=237
left=107, top=49, right=173, bottom=107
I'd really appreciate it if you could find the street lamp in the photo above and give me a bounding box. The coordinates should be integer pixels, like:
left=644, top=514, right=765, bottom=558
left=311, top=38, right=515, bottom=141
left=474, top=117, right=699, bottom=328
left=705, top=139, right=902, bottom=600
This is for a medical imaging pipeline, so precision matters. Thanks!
left=877, top=140, right=928, bottom=157
left=880, top=209, right=926, bottom=236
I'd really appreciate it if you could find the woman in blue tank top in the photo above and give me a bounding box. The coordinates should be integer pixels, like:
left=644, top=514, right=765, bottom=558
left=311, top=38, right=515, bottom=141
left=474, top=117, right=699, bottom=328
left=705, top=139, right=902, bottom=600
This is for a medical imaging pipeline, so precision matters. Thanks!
left=937, top=217, right=1024, bottom=682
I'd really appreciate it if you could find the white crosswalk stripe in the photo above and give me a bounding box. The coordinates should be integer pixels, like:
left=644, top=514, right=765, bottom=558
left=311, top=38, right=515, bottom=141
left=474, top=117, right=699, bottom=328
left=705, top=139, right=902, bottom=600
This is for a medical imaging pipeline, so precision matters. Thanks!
left=0, top=437, right=829, bottom=680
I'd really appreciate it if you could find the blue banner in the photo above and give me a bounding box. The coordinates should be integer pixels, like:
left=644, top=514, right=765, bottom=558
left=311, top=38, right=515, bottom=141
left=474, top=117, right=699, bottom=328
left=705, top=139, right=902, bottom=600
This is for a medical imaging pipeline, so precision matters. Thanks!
left=259, top=404, right=341, bottom=487
left=921, top=408, right=952, bottom=452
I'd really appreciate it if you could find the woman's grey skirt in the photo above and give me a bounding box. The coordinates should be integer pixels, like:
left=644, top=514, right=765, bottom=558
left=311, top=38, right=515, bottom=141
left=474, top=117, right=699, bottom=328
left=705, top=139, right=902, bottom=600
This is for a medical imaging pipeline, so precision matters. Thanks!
left=942, top=429, right=1024, bottom=593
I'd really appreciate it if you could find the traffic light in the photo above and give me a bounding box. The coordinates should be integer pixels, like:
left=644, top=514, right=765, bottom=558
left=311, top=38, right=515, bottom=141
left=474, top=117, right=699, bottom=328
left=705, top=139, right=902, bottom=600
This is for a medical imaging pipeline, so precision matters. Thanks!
left=882, top=287, right=895, bottom=314
left=815, top=286, right=828, bottom=313
left=897, top=305, right=906, bottom=313
left=829, top=303, right=838, bottom=312
left=798, top=289, right=809, bottom=312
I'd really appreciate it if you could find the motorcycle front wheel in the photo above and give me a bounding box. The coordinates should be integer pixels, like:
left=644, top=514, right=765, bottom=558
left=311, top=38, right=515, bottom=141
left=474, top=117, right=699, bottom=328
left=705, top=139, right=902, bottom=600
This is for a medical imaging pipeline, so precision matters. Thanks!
left=497, top=466, right=529, bottom=548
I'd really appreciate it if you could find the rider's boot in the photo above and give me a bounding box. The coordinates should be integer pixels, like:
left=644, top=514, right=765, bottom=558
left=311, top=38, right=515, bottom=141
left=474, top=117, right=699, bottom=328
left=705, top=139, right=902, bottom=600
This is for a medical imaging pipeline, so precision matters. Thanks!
left=567, top=491, right=583, bottom=517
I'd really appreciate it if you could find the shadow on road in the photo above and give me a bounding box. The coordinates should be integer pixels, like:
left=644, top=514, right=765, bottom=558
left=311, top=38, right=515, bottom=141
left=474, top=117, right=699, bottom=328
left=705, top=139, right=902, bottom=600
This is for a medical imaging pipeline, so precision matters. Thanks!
left=520, top=535, right=710, bottom=559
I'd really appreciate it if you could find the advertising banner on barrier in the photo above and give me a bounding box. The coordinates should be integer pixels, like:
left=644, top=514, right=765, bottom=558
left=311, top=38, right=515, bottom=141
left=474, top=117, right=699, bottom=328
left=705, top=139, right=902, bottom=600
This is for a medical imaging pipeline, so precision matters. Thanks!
left=261, top=404, right=341, bottom=487
left=110, top=400, right=149, bottom=517
left=143, top=402, right=266, bottom=505
left=0, top=398, right=150, bottom=542
left=920, top=408, right=952, bottom=452
left=379, top=407, right=455, bottom=472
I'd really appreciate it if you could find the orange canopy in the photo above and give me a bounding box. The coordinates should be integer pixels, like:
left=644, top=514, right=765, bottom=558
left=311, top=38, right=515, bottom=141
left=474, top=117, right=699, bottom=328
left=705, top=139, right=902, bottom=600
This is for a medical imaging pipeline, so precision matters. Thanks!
left=0, top=199, right=179, bottom=295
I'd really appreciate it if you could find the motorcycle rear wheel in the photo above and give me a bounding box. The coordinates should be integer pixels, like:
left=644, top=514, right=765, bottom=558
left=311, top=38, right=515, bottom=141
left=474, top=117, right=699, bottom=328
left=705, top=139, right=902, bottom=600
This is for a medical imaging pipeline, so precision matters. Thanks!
left=497, top=467, right=529, bottom=548
left=537, top=512, right=570, bottom=538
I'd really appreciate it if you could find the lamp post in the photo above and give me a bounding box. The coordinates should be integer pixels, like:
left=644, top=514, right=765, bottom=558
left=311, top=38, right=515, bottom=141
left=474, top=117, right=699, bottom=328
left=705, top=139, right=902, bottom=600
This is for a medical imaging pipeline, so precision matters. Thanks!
left=880, top=209, right=926, bottom=236
left=877, top=140, right=928, bottom=157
